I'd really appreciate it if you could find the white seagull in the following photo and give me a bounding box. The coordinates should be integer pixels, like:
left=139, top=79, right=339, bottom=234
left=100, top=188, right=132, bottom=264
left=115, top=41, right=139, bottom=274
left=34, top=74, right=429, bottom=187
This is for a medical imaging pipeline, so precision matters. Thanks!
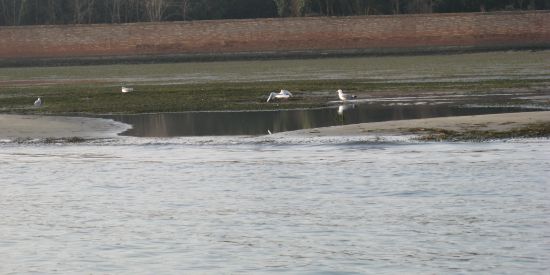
left=33, top=97, right=42, bottom=107
left=121, top=86, right=134, bottom=93
left=267, top=89, right=293, bottom=102
left=337, top=89, right=357, bottom=101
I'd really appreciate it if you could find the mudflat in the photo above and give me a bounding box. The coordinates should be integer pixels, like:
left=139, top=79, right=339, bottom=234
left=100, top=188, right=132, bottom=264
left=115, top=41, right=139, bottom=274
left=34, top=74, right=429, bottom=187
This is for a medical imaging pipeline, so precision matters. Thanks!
left=282, top=111, right=550, bottom=137
left=1, top=52, right=549, bottom=140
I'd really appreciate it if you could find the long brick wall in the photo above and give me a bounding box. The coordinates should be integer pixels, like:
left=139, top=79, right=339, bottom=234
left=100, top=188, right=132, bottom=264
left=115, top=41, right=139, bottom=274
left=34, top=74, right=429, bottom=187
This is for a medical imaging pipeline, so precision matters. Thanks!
left=0, top=11, right=549, bottom=63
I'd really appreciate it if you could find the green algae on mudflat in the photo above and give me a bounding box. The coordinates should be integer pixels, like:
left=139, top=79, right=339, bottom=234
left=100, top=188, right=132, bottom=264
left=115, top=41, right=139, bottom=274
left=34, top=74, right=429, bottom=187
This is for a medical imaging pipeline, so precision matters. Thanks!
left=413, top=122, right=550, bottom=141
left=0, top=78, right=549, bottom=115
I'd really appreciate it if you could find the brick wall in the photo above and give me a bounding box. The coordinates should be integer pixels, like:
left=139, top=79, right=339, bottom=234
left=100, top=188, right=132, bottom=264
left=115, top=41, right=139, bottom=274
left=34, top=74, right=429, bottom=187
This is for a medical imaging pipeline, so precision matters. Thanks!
left=0, top=11, right=548, bottom=61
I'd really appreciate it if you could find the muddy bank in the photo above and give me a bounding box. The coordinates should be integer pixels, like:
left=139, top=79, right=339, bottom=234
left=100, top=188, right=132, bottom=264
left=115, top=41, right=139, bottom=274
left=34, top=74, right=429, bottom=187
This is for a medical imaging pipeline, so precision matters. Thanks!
left=281, top=111, right=550, bottom=138
left=0, top=115, right=130, bottom=140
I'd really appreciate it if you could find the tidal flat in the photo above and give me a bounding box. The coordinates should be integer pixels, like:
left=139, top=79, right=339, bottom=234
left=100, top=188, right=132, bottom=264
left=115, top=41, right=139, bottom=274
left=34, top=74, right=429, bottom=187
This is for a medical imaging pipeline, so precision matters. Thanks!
left=0, top=50, right=549, bottom=115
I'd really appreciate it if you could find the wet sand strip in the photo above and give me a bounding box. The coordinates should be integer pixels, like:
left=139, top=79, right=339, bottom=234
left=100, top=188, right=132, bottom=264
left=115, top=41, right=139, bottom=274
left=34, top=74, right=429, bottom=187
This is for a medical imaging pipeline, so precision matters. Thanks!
left=282, top=111, right=550, bottom=137
left=0, top=115, right=131, bottom=140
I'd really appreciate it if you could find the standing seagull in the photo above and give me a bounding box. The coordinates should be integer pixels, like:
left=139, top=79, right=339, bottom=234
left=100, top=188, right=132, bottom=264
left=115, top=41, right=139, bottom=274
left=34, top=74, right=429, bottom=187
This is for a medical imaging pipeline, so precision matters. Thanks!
left=121, top=86, right=134, bottom=93
left=337, top=89, right=357, bottom=101
left=267, top=89, right=293, bottom=102
left=33, top=97, right=42, bottom=107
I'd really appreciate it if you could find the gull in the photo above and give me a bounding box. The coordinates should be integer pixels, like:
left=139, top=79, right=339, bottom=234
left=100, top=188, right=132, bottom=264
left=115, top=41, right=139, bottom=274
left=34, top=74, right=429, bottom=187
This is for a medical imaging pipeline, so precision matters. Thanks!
left=267, top=89, right=293, bottom=102
left=337, top=89, right=357, bottom=101
left=121, top=86, right=134, bottom=93
left=33, top=97, right=42, bottom=107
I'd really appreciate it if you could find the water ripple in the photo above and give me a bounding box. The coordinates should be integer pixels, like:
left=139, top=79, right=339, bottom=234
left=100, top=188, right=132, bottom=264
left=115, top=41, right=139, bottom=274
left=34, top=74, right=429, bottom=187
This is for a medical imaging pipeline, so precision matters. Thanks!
left=0, top=140, right=548, bottom=273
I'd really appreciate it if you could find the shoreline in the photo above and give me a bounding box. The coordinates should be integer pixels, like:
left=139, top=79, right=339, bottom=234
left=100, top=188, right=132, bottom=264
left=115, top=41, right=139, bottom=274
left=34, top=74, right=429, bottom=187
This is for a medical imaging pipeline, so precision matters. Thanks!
left=280, top=111, right=550, bottom=138
left=1, top=111, right=549, bottom=141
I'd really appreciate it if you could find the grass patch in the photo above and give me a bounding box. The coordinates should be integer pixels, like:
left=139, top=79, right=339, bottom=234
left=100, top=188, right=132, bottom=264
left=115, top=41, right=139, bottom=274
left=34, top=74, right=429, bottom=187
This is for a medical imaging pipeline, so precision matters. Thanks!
left=414, top=122, right=550, bottom=141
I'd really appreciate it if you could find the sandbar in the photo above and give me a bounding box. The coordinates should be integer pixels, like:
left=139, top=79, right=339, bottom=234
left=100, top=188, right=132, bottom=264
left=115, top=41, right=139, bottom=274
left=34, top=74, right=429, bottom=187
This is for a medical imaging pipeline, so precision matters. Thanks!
left=282, top=111, right=550, bottom=137
left=0, top=114, right=131, bottom=139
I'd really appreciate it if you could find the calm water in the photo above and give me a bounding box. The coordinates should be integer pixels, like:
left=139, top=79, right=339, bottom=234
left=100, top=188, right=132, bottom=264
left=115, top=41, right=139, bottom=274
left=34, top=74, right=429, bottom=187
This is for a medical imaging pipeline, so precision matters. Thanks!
left=1, top=137, right=549, bottom=274
left=108, top=105, right=536, bottom=137
left=106, top=91, right=548, bottom=137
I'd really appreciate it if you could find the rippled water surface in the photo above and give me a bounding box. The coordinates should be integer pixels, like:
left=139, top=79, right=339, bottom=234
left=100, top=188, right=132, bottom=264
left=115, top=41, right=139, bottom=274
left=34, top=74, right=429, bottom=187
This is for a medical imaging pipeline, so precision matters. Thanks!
left=1, top=138, right=549, bottom=274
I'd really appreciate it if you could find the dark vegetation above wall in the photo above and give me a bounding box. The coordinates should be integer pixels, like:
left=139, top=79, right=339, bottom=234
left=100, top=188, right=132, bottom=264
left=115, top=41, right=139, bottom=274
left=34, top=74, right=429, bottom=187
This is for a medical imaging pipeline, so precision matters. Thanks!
left=0, top=0, right=549, bottom=26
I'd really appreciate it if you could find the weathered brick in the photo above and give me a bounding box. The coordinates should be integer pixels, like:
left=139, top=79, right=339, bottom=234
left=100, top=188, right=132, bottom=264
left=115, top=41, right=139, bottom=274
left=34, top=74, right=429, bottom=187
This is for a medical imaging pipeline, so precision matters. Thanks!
left=0, top=11, right=548, bottom=60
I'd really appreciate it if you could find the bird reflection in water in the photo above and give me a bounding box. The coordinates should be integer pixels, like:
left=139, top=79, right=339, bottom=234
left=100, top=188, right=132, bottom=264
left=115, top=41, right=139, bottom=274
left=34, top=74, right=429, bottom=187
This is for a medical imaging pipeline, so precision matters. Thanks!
left=337, top=104, right=356, bottom=115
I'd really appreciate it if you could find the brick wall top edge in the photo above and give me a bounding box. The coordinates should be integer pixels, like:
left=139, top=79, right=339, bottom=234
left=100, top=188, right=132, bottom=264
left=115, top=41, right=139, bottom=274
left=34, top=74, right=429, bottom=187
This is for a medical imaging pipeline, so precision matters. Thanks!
left=1, top=10, right=548, bottom=30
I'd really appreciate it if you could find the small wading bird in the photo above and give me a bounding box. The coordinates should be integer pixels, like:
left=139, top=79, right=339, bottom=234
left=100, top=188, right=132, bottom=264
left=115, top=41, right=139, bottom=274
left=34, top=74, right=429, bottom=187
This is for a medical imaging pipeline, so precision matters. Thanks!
left=337, top=89, right=357, bottom=101
left=121, top=86, right=134, bottom=93
left=267, top=89, right=293, bottom=102
left=33, top=97, right=42, bottom=107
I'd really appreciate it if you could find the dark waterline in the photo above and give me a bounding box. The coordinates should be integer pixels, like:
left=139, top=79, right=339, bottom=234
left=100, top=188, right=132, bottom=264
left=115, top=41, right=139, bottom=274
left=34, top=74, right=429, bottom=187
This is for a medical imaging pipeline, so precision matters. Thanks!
left=104, top=103, right=540, bottom=137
